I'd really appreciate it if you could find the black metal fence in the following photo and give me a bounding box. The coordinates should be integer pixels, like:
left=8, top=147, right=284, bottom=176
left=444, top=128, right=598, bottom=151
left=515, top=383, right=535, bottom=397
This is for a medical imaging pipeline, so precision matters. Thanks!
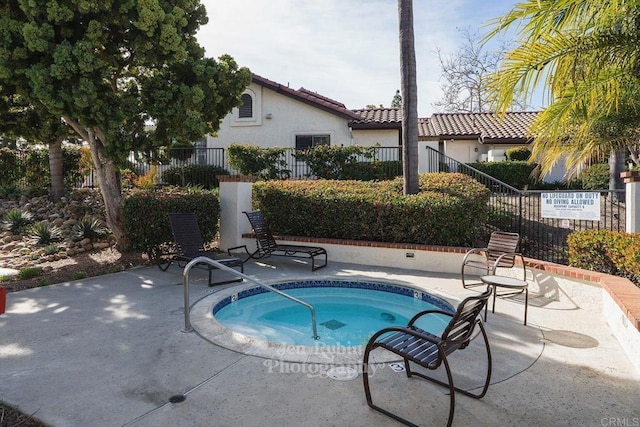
left=424, top=147, right=625, bottom=264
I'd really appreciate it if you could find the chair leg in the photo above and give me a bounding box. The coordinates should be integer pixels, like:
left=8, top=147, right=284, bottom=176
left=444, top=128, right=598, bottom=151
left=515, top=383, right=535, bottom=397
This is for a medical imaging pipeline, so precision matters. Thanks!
left=524, top=288, right=528, bottom=326
left=364, top=345, right=462, bottom=427
left=454, top=321, right=492, bottom=399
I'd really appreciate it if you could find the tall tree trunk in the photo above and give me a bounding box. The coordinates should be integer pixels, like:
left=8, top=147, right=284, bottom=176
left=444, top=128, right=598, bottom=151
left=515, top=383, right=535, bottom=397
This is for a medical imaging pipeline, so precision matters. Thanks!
left=85, top=130, right=128, bottom=250
left=48, top=137, right=65, bottom=201
left=609, top=148, right=625, bottom=203
left=64, top=115, right=128, bottom=250
left=398, top=0, right=419, bottom=195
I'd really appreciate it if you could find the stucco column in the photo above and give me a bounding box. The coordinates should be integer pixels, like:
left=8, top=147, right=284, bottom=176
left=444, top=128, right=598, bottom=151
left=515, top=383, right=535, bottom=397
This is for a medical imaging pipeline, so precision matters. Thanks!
left=218, top=175, right=254, bottom=251
left=621, top=171, right=640, bottom=233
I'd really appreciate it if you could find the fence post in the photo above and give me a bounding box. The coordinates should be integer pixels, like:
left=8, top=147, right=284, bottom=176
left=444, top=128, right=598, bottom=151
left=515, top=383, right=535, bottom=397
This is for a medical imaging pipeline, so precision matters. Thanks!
left=621, top=171, right=640, bottom=233
left=218, top=175, right=254, bottom=251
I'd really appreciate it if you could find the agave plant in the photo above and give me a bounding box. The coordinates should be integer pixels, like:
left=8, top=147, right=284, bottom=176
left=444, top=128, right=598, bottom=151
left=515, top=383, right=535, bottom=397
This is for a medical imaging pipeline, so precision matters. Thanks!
left=1, top=209, right=34, bottom=233
left=71, top=216, right=107, bottom=241
left=28, top=221, right=63, bottom=245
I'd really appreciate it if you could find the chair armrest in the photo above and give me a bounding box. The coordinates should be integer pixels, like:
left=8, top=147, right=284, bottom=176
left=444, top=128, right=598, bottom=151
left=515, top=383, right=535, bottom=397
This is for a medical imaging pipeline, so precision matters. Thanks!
left=492, top=252, right=527, bottom=281
left=407, top=309, right=453, bottom=327
left=462, top=247, right=488, bottom=263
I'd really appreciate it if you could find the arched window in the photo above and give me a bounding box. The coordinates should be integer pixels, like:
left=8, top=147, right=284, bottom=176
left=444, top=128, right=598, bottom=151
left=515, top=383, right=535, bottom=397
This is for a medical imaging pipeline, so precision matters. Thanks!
left=238, top=93, right=253, bottom=118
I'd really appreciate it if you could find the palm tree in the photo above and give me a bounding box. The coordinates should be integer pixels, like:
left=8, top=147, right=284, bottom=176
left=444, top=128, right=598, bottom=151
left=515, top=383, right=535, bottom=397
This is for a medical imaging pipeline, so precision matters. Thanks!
left=398, top=0, right=419, bottom=195
left=486, top=0, right=640, bottom=187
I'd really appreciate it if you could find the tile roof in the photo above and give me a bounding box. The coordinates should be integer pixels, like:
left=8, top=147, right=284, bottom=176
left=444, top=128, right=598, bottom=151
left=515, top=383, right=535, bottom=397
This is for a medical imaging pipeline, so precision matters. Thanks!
left=251, top=74, right=361, bottom=120
left=251, top=74, right=538, bottom=142
left=424, top=111, right=539, bottom=143
left=349, top=107, right=402, bottom=129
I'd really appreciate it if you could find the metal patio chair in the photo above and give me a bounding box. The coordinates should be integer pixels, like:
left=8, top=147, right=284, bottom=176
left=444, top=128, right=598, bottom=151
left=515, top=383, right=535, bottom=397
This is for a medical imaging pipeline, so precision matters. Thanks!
left=160, top=213, right=243, bottom=286
left=461, top=231, right=523, bottom=288
left=362, top=285, right=493, bottom=427
left=228, top=210, right=327, bottom=271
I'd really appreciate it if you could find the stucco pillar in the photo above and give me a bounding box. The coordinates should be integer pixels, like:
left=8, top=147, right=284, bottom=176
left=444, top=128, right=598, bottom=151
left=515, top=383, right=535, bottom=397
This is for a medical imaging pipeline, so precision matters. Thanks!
left=621, top=171, right=640, bottom=233
left=218, top=175, right=254, bottom=251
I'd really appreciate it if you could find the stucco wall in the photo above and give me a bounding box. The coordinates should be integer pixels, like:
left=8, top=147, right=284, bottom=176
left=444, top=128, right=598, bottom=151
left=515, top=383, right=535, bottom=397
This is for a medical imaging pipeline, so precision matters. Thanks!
left=351, top=128, right=399, bottom=148
left=206, top=82, right=352, bottom=149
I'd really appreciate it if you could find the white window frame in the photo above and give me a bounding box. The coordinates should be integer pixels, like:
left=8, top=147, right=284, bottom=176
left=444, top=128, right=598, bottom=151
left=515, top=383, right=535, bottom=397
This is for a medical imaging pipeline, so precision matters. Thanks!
left=232, top=88, right=262, bottom=127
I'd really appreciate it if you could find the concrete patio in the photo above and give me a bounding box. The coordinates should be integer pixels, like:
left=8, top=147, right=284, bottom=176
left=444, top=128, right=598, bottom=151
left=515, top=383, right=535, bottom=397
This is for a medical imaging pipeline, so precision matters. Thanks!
left=1, top=257, right=639, bottom=426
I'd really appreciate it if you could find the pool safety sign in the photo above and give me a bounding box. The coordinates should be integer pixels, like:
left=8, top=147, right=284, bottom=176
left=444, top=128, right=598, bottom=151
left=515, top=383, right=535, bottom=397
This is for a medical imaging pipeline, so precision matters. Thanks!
left=541, top=192, right=600, bottom=221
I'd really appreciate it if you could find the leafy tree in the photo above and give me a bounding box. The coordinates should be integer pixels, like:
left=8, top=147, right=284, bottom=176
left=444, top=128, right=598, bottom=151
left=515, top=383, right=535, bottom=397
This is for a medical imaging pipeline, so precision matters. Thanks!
left=433, top=28, right=525, bottom=113
left=485, top=0, right=640, bottom=192
left=398, top=0, right=419, bottom=194
left=0, top=1, right=251, bottom=249
left=0, top=89, right=76, bottom=200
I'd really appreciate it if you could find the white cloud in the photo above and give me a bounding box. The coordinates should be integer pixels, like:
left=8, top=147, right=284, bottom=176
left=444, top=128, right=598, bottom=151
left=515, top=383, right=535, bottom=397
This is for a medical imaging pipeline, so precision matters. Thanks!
left=198, top=0, right=520, bottom=116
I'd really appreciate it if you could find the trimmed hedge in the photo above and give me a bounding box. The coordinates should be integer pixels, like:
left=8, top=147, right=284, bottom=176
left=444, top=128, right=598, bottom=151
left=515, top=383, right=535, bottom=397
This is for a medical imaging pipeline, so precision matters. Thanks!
left=567, top=230, right=640, bottom=287
left=467, top=161, right=537, bottom=189
left=505, top=146, right=531, bottom=161
left=161, top=164, right=230, bottom=189
left=252, top=173, right=490, bottom=247
left=121, top=189, right=220, bottom=254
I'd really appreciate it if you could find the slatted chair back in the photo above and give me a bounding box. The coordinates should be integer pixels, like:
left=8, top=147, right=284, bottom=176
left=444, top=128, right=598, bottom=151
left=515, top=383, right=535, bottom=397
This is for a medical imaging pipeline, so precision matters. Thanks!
left=440, top=286, right=492, bottom=352
left=168, top=213, right=206, bottom=259
left=244, top=211, right=278, bottom=252
left=486, top=231, right=520, bottom=268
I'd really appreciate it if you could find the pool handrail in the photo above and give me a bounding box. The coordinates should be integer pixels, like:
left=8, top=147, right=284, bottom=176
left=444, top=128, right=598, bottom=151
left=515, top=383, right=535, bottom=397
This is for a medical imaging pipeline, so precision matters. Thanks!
left=181, top=256, right=319, bottom=340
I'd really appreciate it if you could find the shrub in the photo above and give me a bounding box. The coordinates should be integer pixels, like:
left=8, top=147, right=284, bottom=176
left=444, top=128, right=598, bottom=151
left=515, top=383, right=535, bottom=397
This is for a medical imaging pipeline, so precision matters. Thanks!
left=17, top=266, right=43, bottom=280
left=252, top=173, right=489, bottom=247
left=0, top=183, right=22, bottom=199
left=0, top=147, right=19, bottom=186
left=161, top=164, right=230, bottom=189
left=1, top=209, right=34, bottom=233
left=506, top=146, right=532, bottom=161
left=134, top=165, right=159, bottom=190
left=568, top=230, right=640, bottom=286
left=580, top=163, right=610, bottom=190
left=121, top=189, right=220, bottom=254
left=43, top=244, right=60, bottom=256
left=71, top=216, right=107, bottom=241
left=466, top=161, right=537, bottom=189
left=28, top=221, right=63, bottom=244
left=167, top=142, right=194, bottom=161
left=227, top=144, right=291, bottom=180
left=299, top=145, right=374, bottom=179
left=120, top=168, right=138, bottom=189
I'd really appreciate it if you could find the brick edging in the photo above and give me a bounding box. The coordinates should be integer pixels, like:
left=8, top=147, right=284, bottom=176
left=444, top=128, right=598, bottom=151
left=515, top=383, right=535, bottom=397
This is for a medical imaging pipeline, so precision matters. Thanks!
left=248, top=235, right=640, bottom=332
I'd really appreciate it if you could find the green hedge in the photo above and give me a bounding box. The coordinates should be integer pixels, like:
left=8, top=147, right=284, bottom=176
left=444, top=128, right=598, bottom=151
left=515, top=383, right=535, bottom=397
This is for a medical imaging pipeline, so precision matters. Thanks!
left=252, top=173, right=490, bottom=247
left=161, top=164, right=230, bottom=189
left=0, top=146, right=83, bottom=192
left=121, top=189, right=220, bottom=254
left=467, top=161, right=537, bottom=189
left=580, top=163, right=610, bottom=190
left=567, top=230, right=640, bottom=287
left=505, top=146, right=531, bottom=161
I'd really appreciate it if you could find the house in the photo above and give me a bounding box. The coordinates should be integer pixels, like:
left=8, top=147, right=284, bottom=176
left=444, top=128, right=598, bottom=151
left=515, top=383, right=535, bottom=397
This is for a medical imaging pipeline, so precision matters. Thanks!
left=205, top=74, right=401, bottom=150
left=206, top=74, right=564, bottom=181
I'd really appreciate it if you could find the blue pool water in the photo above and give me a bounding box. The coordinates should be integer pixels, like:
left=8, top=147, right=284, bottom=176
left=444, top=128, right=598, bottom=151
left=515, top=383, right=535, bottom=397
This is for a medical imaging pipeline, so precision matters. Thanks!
left=212, top=280, right=454, bottom=347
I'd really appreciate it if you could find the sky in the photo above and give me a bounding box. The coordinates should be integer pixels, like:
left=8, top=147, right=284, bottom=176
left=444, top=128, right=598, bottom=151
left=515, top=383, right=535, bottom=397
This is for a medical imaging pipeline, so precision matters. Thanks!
left=197, top=0, right=532, bottom=117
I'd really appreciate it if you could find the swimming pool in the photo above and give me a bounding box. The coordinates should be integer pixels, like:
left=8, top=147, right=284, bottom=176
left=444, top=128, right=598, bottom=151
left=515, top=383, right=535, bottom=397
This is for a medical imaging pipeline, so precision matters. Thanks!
left=192, top=279, right=454, bottom=363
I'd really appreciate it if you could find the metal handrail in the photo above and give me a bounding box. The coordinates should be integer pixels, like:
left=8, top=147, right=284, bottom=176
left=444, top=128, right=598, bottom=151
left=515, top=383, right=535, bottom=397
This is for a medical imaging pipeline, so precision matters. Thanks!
left=181, top=256, right=319, bottom=340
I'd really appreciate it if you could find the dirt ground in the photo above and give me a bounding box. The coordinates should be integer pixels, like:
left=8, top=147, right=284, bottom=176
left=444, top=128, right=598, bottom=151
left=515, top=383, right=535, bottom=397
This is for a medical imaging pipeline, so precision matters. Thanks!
left=1, top=247, right=151, bottom=427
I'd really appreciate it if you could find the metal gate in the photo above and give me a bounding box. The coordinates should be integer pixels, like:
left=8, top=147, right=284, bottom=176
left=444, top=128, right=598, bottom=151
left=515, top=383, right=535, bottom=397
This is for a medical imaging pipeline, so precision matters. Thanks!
left=425, top=147, right=626, bottom=264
